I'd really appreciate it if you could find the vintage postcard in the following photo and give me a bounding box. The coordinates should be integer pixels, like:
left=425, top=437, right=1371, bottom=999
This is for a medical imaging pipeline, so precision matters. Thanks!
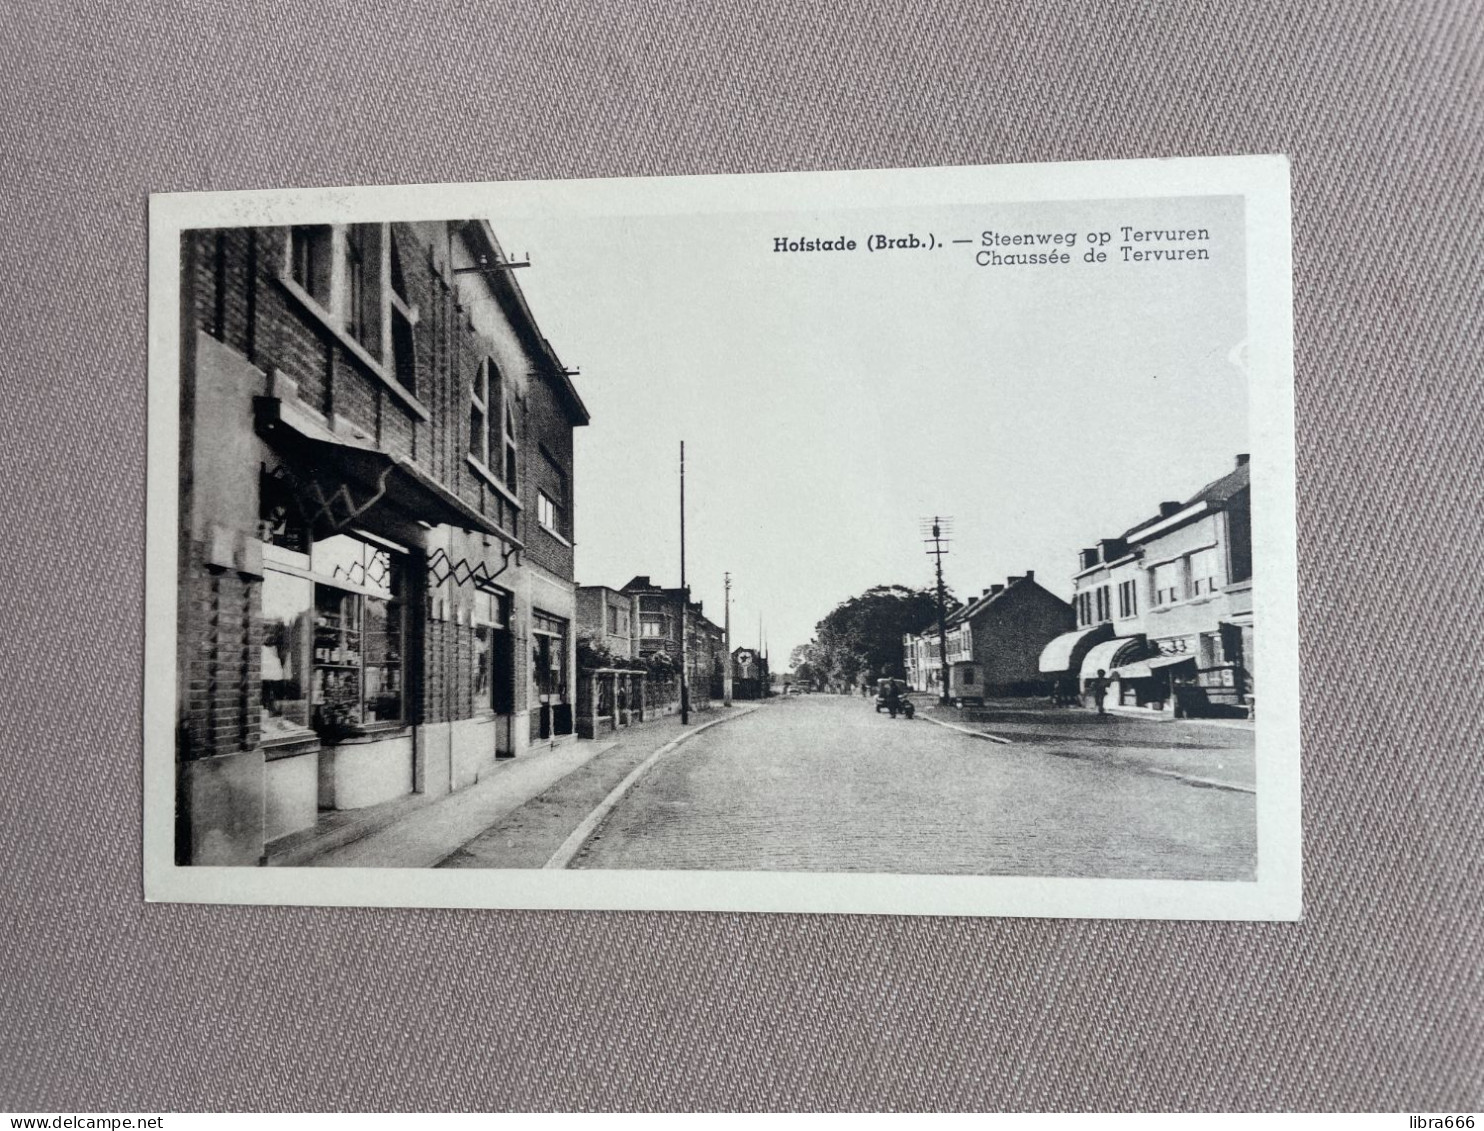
left=144, top=155, right=1299, bottom=918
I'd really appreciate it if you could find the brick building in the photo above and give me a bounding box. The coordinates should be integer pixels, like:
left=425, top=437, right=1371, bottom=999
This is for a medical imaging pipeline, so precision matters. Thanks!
left=1039, top=455, right=1254, bottom=715
left=176, top=218, right=588, bottom=864
left=576, top=585, right=637, bottom=660
left=903, top=573, right=1072, bottom=699
left=622, top=576, right=727, bottom=704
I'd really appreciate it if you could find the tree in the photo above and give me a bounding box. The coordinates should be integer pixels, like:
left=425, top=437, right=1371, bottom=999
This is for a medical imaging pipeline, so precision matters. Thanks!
left=810, top=585, right=951, bottom=686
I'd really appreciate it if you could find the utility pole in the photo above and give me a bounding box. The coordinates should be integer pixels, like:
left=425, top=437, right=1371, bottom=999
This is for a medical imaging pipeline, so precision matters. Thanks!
left=723, top=572, right=733, bottom=707
left=679, top=441, right=689, bottom=725
left=923, top=516, right=953, bottom=706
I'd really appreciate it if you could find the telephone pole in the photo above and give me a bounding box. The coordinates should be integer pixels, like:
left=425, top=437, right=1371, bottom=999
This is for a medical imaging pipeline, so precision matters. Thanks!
left=923, top=517, right=953, bottom=706
left=680, top=441, right=689, bottom=726
left=723, top=572, right=733, bottom=707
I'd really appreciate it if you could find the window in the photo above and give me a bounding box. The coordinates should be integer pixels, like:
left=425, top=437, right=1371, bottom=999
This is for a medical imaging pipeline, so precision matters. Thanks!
left=1118, top=579, right=1138, bottom=619
left=1076, top=590, right=1094, bottom=627
left=538, top=490, right=561, bottom=536
left=259, top=520, right=407, bottom=739
left=538, top=445, right=567, bottom=538
left=530, top=610, right=570, bottom=705
left=1152, top=560, right=1184, bottom=607
left=1094, top=585, right=1111, bottom=622
left=472, top=588, right=510, bottom=713
left=281, top=224, right=428, bottom=414
left=1189, top=546, right=1222, bottom=596
left=502, top=401, right=519, bottom=492
left=309, top=534, right=405, bottom=727
left=470, top=358, right=512, bottom=488
left=388, top=238, right=417, bottom=394
left=289, top=226, right=333, bottom=305
left=470, top=360, right=489, bottom=462
left=343, top=224, right=379, bottom=349
left=261, top=570, right=314, bottom=741
left=641, top=617, right=666, bottom=638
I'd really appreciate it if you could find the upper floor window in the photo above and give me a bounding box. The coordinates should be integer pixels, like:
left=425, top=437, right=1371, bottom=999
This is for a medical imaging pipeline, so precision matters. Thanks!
left=1118, top=579, right=1138, bottom=619
left=388, top=237, right=417, bottom=395
left=1152, top=559, right=1184, bottom=607
left=289, top=226, right=333, bottom=306
left=1189, top=546, right=1223, bottom=596
left=1076, top=590, right=1095, bottom=627
left=538, top=445, right=567, bottom=539
left=282, top=224, right=421, bottom=405
left=1094, top=585, right=1111, bottom=622
left=502, top=402, right=519, bottom=492
left=538, top=490, right=561, bottom=535
left=470, top=358, right=517, bottom=493
left=343, top=224, right=379, bottom=349
left=640, top=617, right=666, bottom=638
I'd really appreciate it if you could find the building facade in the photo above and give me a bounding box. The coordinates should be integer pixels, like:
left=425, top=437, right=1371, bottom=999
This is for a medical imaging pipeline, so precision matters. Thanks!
left=730, top=646, right=771, bottom=700
left=576, top=585, right=637, bottom=660
left=622, top=576, right=727, bottom=704
left=942, top=572, right=1075, bottom=696
left=905, top=573, right=1072, bottom=699
left=1039, top=455, right=1254, bottom=715
left=176, top=219, right=589, bottom=865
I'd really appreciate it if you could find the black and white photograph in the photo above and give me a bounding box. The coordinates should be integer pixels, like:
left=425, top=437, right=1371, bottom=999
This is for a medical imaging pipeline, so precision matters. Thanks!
left=144, top=156, right=1299, bottom=917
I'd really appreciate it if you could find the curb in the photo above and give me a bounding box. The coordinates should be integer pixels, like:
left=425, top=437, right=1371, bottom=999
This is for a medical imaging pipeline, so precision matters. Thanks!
left=922, top=714, right=1013, bottom=744
left=542, top=705, right=761, bottom=869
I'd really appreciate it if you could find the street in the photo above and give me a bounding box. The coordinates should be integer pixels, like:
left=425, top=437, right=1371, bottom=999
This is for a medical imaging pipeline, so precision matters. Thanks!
left=442, top=693, right=1256, bottom=880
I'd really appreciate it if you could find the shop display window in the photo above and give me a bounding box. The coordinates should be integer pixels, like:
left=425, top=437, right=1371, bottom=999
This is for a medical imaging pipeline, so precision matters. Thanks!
left=260, top=517, right=407, bottom=741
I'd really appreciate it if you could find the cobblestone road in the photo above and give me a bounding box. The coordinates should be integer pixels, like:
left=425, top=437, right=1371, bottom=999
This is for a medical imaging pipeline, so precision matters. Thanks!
left=573, top=694, right=1256, bottom=879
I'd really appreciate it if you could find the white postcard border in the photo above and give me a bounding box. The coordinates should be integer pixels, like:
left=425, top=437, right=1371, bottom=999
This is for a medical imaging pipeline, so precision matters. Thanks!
left=144, top=154, right=1300, bottom=919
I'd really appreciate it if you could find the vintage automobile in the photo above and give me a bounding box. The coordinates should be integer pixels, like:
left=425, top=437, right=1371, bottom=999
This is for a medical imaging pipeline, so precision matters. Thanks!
left=874, top=678, right=916, bottom=719
left=947, top=661, right=986, bottom=708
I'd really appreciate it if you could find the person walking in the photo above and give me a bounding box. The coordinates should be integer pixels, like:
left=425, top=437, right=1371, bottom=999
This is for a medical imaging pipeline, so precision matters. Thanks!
left=1089, top=669, right=1110, bottom=717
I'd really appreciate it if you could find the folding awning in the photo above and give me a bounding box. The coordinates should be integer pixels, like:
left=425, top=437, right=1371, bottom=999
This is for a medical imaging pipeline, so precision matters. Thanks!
left=1038, top=623, right=1114, bottom=673
left=255, top=396, right=522, bottom=546
left=1080, top=637, right=1147, bottom=681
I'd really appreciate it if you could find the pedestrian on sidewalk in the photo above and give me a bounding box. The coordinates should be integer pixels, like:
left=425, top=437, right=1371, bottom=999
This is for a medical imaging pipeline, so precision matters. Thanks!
left=1090, top=669, right=1110, bottom=717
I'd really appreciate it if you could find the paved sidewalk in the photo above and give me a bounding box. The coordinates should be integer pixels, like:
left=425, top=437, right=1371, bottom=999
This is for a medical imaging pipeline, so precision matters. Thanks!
left=921, top=698, right=1256, bottom=792
left=300, top=705, right=756, bottom=868
left=440, top=704, right=758, bottom=870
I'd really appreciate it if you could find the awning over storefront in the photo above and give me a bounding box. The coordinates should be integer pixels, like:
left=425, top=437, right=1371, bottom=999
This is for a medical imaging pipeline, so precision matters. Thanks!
left=1038, top=623, right=1114, bottom=673
left=1113, top=652, right=1197, bottom=681
left=255, top=396, right=522, bottom=546
left=1146, top=653, right=1197, bottom=670
left=1080, top=636, right=1147, bottom=681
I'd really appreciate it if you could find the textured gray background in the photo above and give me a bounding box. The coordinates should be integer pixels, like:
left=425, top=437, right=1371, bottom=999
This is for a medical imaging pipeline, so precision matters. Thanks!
left=2, top=0, right=1480, bottom=1112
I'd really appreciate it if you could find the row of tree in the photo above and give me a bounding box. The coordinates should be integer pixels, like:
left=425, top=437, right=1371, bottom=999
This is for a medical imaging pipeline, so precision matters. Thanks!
left=788, top=584, right=957, bottom=691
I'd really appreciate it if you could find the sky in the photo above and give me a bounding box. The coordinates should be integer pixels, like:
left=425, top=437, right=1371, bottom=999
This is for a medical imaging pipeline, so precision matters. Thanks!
left=494, top=194, right=1248, bottom=666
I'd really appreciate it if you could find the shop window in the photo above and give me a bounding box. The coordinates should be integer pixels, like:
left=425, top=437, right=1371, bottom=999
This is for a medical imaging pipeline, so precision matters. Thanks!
left=472, top=587, right=512, bottom=714
left=260, top=521, right=407, bottom=740
left=261, top=570, right=314, bottom=742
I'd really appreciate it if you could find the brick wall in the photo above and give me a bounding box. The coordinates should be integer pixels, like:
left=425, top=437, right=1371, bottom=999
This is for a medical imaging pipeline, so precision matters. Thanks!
left=177, top=539, right=261, bottom=759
